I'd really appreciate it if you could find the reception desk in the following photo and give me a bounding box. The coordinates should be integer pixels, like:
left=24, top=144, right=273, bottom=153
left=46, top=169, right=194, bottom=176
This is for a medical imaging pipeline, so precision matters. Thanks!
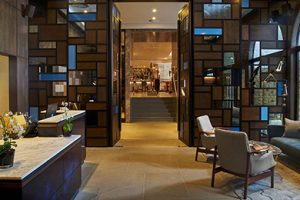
left=0, top=135, right=82, bottom=199
left=38, top=110, right=86, bottom=162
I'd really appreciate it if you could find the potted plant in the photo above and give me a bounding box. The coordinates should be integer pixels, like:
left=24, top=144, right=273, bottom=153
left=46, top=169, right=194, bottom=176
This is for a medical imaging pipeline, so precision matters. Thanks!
left=62, top=116, right=73, bottom=137
left=61, top=101, right=73, bottom=137
left=0, top=111, right=25, bottom=168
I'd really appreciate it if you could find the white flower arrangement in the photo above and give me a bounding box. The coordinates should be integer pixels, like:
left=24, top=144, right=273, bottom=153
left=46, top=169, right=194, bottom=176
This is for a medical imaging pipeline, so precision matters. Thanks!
left=0, top=111, right=25, bottom=155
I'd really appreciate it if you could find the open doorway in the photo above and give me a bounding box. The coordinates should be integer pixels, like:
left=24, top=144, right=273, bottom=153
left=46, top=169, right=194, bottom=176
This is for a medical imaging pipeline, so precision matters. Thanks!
left=112, top=2, right=190, bottom=146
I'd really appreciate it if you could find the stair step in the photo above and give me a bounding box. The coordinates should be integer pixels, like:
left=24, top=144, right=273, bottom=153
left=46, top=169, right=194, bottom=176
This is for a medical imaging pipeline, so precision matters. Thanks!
left=130, top=97, right=177, bottom=122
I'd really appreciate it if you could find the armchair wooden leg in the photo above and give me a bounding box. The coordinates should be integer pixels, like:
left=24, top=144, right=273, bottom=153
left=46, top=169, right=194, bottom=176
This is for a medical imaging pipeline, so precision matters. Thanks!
left=195, top=132, right=201, bottom=161
left=211, top=146, right=218, bottom=187
left=243, top=177, right=248, bottom=199
left=271, top=167, right=274, bottom=188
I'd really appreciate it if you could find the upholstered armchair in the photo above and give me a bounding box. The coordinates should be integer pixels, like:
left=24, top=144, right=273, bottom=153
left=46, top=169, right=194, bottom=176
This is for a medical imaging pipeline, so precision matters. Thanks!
left=195, top=115, right=216, bottom=161
left=212, top=129, right=276, bottom=199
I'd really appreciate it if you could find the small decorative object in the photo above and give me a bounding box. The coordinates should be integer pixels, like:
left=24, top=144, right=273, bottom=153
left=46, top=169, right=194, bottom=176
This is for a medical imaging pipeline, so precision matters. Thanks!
left=0, top=111, right=25, bottom=169
left=61, top=101, right=73, bottom=137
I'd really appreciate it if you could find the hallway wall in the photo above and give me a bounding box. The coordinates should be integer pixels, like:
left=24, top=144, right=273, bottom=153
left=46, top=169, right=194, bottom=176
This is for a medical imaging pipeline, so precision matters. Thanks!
left=0, top=0, right=29, bottom=112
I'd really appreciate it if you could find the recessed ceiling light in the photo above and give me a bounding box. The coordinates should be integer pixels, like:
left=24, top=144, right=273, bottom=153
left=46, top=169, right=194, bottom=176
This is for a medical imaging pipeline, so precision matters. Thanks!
left=152, top=9, right=157, bottom=13
left=152, top=16, right=156, bottom=20
left=83, top=10, right=88, bottom=13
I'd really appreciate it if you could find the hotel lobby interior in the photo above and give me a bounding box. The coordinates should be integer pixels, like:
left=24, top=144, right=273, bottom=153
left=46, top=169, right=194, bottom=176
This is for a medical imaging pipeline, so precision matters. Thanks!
left=0, top=0, right=300, bottom=199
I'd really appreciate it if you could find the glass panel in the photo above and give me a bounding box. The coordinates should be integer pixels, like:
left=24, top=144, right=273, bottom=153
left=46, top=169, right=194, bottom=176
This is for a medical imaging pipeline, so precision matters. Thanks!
left=29, top=57, right=46, bottom=65
left=29, top=107, right=39, bottom=122
left=77, top=94, right=97, bottom=103
left=252, top=41, right=260, bottom=59
left=278, top=25, right=283, bottom=41
left=39, top=65, right=67, bottom=73
left=269, top=113, right=283, bottom=125
left=261, top=49, right=284, bottom=56
left=57, top=9, right=67, bottom=24
left=261, top=65, right=268, bottom=72
left=77, top=45, right=97, bottom=53
left=212, top=0, right=222, bottom=2
left=260, top=107, right=269, bottom=120
left=69, top=71, right=96, bottom=85
left=69, top=22, right=85, bottom=37
left=194, top=28, right=222, bottom=35
left=53, top=82, right=67, bottom=96
left=69, top=4, right=96, bottom=13
left=29, top=25, right=38, bottom=33
left=204, top=4, right=231, bottom=19
left=68, top=14, right=96, bottom=21
left=39, top=42, right=56, bottom=49
left=224, top=86, right=235, bottom=100
left=39, top=74, right=67, bottom=81
left=224, top=52, right=235, bottom=67
left=68, top=45, right=76, bottom=69
left=69, top=0, right=85, bottom=2
left=242, top=0, right=249, bottom=8
left=263, top=89, right=276, bottom=105
left=277, top=81, right=283, bottom=96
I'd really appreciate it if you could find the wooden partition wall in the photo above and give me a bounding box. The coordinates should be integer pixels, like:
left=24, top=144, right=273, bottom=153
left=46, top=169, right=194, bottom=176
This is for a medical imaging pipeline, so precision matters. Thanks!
left=192, top=0, right=241, bottom=145
left=240, top=0, right=294, bottom=140
left=28, top=0, right=112, bottom=146
left=28, top=0, right=296, bottom=147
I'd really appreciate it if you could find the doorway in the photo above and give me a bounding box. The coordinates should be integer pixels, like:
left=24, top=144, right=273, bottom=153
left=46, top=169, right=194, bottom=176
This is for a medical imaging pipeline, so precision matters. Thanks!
left=111, top=1, right=190, bottom=146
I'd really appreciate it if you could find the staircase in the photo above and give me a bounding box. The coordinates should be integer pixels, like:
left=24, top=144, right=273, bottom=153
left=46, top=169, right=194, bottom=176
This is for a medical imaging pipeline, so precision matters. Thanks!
left=130, top=97, right=177, bottom=122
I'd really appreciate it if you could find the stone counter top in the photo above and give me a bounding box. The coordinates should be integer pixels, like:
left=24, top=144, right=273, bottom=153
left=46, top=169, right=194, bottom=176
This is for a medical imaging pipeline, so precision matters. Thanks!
left=38, top=110, right=85, bottom=124
left=0, top=135, right=81, bottom=180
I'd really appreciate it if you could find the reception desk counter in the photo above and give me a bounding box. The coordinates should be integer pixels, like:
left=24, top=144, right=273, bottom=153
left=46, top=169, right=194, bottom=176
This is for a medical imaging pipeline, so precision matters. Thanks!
left=38, top=110, right=86, bottom=162
left=0, top=135, right=82, bottom=199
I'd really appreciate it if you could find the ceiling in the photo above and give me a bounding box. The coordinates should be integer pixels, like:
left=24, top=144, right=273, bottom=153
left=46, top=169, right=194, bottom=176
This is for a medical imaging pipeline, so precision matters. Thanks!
left=132, top=42, right=172, bottom=61
left=115, top=2, right=187, bottom=29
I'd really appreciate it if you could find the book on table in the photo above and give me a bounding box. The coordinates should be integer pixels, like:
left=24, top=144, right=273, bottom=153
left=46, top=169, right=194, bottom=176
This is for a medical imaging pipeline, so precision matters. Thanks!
left=251, top=144, right=269, bottom=151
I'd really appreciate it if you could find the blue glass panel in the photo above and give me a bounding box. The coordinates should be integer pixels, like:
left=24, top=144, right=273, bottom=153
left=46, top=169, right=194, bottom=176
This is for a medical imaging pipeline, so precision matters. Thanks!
left=260, top=107, right=269, bottom=121
left=68, top=14, right=96, bottom=21
left=231, top=127, right=240, bottom=131
left=68, top=45, right=76, bottom=69
left=113, top=6, right=117, bottom=17
left=29, top=107, right=39, bottom=122
left=277, top=81, right=283, bottom=96
left=39, top=74, right=67, bottom=81
left=194, top=28, right=222, bottom=35
left=242, top=0, right=249, bottom=8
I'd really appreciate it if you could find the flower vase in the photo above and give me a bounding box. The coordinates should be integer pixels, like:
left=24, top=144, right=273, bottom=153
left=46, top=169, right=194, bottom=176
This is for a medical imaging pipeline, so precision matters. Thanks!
left=0, top=149, right=15, bottom=169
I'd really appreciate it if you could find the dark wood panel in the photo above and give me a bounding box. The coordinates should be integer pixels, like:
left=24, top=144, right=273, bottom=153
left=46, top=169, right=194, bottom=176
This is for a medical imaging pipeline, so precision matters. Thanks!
left=39, top=25, right=67, bottom=41
left=47, top=9, right=57, bottom=24
left=212, top=87, right=222, bottom=100
left=77, top=62, right=97, bottom=70
left=29, top=49, right=56, bottom=57
left=250, top=25, right=277, bottom=41
left=194, top=93, right=211, bottom=108
left=77, top=86, right=97, bottom=94
left=224, top=20, right=240, bottom=44
left=77, top=54, right=106, bottom=62
left=86, top=103, right=107, bottom=110
left=86, top=138, right=108, bottom=147
left=242, top=107, right=260, bottom=121
left=86, top=128, right=107, bottom=137
left=97, top=62, right=107, bottom=78
left=57, top=42, right=67, bottom=65
left=86, top=30, right=97, bottom=44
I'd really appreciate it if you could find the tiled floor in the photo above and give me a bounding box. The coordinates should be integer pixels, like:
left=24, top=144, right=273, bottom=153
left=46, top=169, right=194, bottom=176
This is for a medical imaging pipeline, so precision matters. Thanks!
left=75, top=122, right=300, bottom=200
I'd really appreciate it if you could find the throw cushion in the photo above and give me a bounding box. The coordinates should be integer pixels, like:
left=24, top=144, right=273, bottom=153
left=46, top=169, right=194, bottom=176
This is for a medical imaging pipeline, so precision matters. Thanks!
left=283, top=118, right=300, bottom=139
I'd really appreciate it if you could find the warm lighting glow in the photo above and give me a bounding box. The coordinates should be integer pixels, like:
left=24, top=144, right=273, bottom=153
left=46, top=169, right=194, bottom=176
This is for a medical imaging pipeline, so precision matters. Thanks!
left=152, top=16, right=156, bottom=20
left=204, top=76, right=216, bottom=84
left=152, top=8, right=157, bottom=13
left=83, top=10, right=88, bottom=13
